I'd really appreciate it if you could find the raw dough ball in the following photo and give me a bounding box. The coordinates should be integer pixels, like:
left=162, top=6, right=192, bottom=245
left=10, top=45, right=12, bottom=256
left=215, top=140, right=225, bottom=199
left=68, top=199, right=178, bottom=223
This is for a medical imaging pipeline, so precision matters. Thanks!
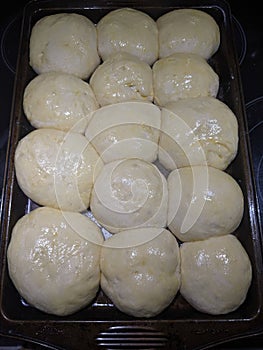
left=97, top=8, right=158, bottom=65
left=100, top=227, right=181, bottom=317
left=89, top=52, right=153, bottom=106
left=180, top=234, right=252, bottom=315
left=23, top=72, right=99, bottom=133
left=167, top=166, right=244, bottom=242
left=90, top=158, right=168, bottom=233
left=85, top=101, right=161, bottom=163
left=158, top=97, right=239, bottom=171
left=157, top=8, right=220, bottom=59
left=7, top=206, right=104, bottom=316
left=29, top=13, right=100, bottom=79
left=153, top=53, right=219, bottom=106
left=14, top=128, right=103, bottom=212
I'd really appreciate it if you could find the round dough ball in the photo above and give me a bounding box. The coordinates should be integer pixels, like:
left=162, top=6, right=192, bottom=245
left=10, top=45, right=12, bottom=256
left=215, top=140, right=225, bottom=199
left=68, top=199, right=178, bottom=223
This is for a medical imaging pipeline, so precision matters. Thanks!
left=157, top=8, right=220, bottom=59
left=90, top=158, right=168, bottom=233
left=23, top=72, right=99, bottom=133
left=7, top=206, right=104, bottom=316
left=167, top=166, right=244, bottom=242
left=14, top=128, right=103, bottom=212
left=100, top=227, right=181, bottom=318
left=153, top=53, right=219, bottom=106
left=158, top=97, right=239, bottom=171
left=29, top=13, right=100, bottom=79
left=89, top=52, right=153, bottom=106
left=85, top=101, right=161, bottom=163
left=97, top=8, right=158, bottom=65
left=180, top=234, right=252, bottom=315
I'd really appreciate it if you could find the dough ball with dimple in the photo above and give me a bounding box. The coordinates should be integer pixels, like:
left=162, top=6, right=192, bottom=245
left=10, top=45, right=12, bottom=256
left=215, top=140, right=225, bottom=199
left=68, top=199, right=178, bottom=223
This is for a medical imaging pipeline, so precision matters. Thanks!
left=100, top=227, right=181, bottom=318
left=90, top=158, right=168, bottom=233
left=153, top=53, right=219, bottom=106
left=89, top=52, right=153, bottom=106
left=167, top=166, right=244, bottom=242
left=158, top=97, right=239, bottom=171
left=29, top=13, right=100, bottom=79
left=97, top=8, right=158, bottom=65
left=23, top=72, right=99, bottom=134
left=14, top=128, right=103, bottom=212
left=7, top=206, right=104, bottom=316
left=180, top=234, right=252, bottom=315
left=85, top=101, right=161, bottom=163
left=157, top=8, right=220, bottom=59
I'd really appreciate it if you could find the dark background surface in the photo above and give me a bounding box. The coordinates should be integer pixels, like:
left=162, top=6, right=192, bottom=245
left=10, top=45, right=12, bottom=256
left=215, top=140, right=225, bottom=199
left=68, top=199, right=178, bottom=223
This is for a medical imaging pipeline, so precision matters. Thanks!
left=0, top=1, right=262, bottom=349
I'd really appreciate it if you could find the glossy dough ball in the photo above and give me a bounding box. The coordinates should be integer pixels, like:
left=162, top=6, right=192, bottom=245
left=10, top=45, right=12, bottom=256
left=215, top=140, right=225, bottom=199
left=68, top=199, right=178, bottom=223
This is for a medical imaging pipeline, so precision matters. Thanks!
left=14, top=128, right=102, bottom=212
left=23, top=72, right=99, bottom=133
left=157, top=8, right=220, bottom=59
left=7, top=207, right=104, bottom=316
left=90, top=52, right=153, bottom=106
left=100, top=227, right=181, bottom=317
left=180, top=234, right=252, bottom=315
left=167, top=166, right=244, bottom=241
left=158, top=97, right=239, bottom=170
left=29, top=13, right=100, bottom=79
left=90, top=158, right=168, bottom=233
left=153, top=53, right=219, bottom=106
left=97, top=8, right=158, bottom=65
left=85, top=101, right=161, bottom=163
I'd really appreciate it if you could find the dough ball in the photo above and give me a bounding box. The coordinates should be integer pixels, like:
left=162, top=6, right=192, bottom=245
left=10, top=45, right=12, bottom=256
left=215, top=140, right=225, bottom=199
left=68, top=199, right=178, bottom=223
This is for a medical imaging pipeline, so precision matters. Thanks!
left=85, top=101, right=161, bottom=163
left=167, top=166, right=244, bottom=242
left=90, top=158, right=168, bottom=233
left=100, top=227, right=181, bottom=317
left=158, top=97, right=239, bottom=171
left=153, top=53, right=219, bottom=106
left=157, top=8, right=220, bottom=59
left=7, top=206, right=104, bottom=316
left=23, top=72, right=99, bottom=133
left=89, top=52, right=153, bottom=106
left=14, top=128, right=103, bottom=212
left=29, top=13, right=100, bottom=79
left=97, top=8, right=158, bottom=65
left=180, top=234, right=252, bottom=315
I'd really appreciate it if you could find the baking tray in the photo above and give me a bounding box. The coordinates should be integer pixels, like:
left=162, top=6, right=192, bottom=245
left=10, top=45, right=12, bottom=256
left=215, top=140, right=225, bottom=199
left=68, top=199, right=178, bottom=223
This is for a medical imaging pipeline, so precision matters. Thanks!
left=0, top=0, right=262, bottom=349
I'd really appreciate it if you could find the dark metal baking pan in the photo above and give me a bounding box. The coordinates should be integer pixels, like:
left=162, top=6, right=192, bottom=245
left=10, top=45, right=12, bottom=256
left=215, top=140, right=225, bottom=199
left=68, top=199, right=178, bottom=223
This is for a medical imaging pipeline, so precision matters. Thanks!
left=0, top=0, right=262, bottom=349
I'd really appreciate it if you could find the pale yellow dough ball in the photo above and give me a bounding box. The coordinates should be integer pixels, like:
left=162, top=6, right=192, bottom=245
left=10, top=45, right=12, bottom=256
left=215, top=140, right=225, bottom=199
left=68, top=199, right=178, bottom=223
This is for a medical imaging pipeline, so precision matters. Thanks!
left=100, top=227, right=181, bottom=317
left=90, top=158, right=168, bottom=233
left=180, top=234, right=252, bottom=315
left=90, top=52, right=153, bottom=106
left=157, top=8, right=220, bottom=59
left=14, top=128, right=103, bottom=212
left=23, top=72, right=99, bottom=133
left=85, top=101, right=161, bottom=164
left=7, top=206, right=104, bottom=316
left=97, top=8, right=158, bottom=65
left=29, top=13, right=100, bottom=79
left=167, top=166, right=244, bottom=242
left=158, top=96, right=239, bottom=171
left=153, top=53, right=219, bottom=106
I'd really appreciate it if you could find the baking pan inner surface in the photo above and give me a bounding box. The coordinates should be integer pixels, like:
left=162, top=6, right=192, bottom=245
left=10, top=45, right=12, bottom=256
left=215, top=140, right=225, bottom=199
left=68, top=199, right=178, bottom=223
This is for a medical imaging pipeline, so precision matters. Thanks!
left=0, top=0, right=261, bottom=324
